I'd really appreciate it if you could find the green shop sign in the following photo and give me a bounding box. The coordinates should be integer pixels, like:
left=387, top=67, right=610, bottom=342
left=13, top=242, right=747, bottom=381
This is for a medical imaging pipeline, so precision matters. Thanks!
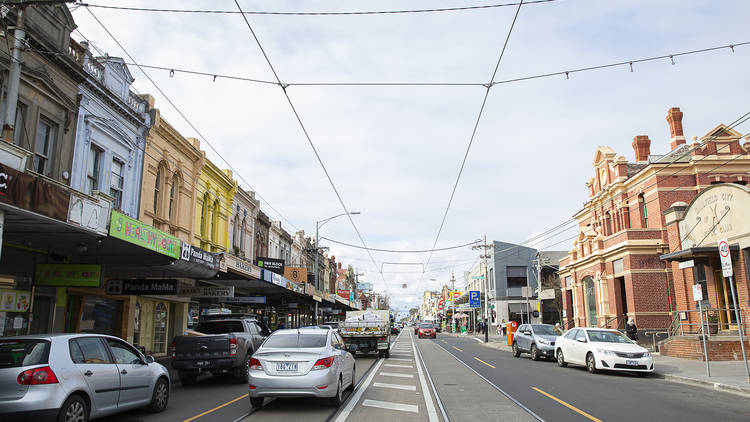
left=109, top=210, right=180, bottom=258
left=35, top=264, right=102, bottom=287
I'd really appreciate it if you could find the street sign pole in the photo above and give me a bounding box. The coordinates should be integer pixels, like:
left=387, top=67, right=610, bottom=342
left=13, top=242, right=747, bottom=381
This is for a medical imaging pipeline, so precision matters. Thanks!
left=697, top=298, right=710, bottom=376
left=718, top=239, right=750, bottom=382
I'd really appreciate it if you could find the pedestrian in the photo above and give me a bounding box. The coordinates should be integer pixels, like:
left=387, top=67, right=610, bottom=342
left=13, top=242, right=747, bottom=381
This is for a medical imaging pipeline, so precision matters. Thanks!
left=626, top=317, right=638, bottom=341
left=501, top=319, right=507, bottom=336
left=554, top=322, right=562, bottom=335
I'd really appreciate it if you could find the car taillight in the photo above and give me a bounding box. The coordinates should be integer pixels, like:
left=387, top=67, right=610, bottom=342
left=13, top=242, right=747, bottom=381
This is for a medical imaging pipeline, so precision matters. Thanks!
left=229, top=337, right=238, bottom=357
left=378, top=337, right=386, bottom=341
left=249, top=358, right=262, bottom=370
left=17, top=366, right=59, bottom=385
left=171, top=340, right=176, bottom=359
left=312, top=356, right=334, bottom=370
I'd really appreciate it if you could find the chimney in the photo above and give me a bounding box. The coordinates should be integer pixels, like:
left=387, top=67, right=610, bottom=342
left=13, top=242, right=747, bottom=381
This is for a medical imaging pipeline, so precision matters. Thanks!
left=632, top=135, right=651, bottom=163
left=666, top=107, right=686, bottom=150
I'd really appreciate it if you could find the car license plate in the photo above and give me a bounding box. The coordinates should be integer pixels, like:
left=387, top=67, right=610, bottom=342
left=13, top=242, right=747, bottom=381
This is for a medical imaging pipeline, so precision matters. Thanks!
left=626, top=360, right=638, bottom=366
left=277, top=362, right=298, bottom=372
left=195, top=360, right=210, bottom=367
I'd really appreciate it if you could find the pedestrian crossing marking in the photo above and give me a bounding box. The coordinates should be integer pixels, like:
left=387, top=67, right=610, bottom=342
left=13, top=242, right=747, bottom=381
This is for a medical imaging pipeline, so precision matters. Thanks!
left=385, top=364, right=413, bottom=368
left=379, top=372, right=414, bottom=378
left=373, top=382, right=417, bottom=391
left=362, top=399, right=419, bottom=413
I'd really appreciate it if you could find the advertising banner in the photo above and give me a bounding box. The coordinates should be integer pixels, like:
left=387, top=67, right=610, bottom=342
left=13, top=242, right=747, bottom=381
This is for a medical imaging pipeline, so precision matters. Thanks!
left=34, top=264, right=101, bottom=287
left=0, top=289, right=31, bottom=312
left=105, top=279, right=179, bottom=295
left=67, top=191, right=110, bottom=236
left=337, top=289, right=350, bottom=299
left=225, top=254, right=262, bottom=279
left=255, top=257, right=285, bottom=275
left=178, top=286, right=234, bottom=298
left=180, top=242, right=221, bottom=270
left=284, top=267, right=308, bottom=283
left=109, top=210, right=180, bottom=258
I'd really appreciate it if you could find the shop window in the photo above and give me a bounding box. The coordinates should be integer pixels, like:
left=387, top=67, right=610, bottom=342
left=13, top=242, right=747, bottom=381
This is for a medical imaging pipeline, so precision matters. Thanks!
left=584, top=276, right=597, bottom=327
left=33, top=117, right=57, bottom=176
left=79, top=297, right=122, bottom=336
left=133, top=301, right=141, bottom=347
left=110, top=159, right=124, bottom=210
left=153, top=303, right=168, bottom=354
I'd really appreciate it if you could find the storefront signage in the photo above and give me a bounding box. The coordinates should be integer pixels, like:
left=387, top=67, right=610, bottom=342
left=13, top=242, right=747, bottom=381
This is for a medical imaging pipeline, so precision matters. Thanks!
left=337, top=289, right=350, bottom=298
left=225, top=254, right=261, bottom=279
left=109, top=210, right=180, bottom=258
left=34, top=264, right=101, bottom=287
left=718, top=238, right=733, bottom=277
left=287, top=281, right=305, bottom=294
left=678, top=260, right=695, bottom=270
left=180, top=242, right=220, bottom=270
left=357, top=282, right=372, bottom=292
left=255, top=257, right=285, bottom=275
left=67, top=192, right=110, bottom=236
left=178, top=286, right=234, bottom=298
left=349, top=290, right=355, bottom=302
left=222, top=296, right=266, bottom=304
left=283, top=266, right=307, bottom=283
left=679, top=184, right=750, bottom=249
left=0, top=289, right=31, bottom=312
left=105, top=279, right=179, bottom=295
left=0, top=164, right=70, bottom=222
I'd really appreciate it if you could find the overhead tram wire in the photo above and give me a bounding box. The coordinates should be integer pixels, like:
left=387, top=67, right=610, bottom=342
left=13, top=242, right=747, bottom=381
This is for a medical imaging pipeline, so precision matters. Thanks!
left=231, top=0, right=390, bottom=292
left=82, top=6, right=300, bottom=231
left=319, top=237, right=480, bottom=253
left=78, top=0, right=560, bottom=16
left=420, top=0, right=525, bottom=283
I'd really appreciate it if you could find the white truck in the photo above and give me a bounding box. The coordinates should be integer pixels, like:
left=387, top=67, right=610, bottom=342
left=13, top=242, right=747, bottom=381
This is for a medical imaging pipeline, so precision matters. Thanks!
left=339, top=310, right=391, bottom=358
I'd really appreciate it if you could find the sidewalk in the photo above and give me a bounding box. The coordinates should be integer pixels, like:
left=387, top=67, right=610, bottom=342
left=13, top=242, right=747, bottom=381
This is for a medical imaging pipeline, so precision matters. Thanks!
left=442, top=332, right=750, bottom=397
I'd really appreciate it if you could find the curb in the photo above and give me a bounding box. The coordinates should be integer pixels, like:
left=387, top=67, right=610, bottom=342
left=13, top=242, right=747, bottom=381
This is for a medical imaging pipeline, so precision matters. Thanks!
left=652, top=373, right=750, bottom=398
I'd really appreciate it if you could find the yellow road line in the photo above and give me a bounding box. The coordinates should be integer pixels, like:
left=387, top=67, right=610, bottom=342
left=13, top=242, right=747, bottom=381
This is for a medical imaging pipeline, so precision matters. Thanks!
left=452, top=346, right=463, bottom=352
left=183, top=393, right=249, bottom=422
left=473, top=356, right=496, bottom=368
left=532, top=387, right=602, bottom=422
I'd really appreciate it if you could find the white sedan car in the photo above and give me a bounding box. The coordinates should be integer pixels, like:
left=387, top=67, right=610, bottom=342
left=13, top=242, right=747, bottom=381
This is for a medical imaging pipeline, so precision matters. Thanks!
left=555, top=327, right=653, bottom=375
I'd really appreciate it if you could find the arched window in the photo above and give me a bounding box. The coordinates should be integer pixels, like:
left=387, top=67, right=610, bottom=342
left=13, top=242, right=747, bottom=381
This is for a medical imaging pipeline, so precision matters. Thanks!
left=169, top=173, right=179, bottom=221
left=584, top=276, right=597, bottom=327
left=240, top=218, right=247, bottom=254
left=153, top=168, right=161, bottom=214
left=605, top=211, right=613, bottom=235
left=639, top=194, right=648, bottom=228
left=200, top=193, right=209, bottom=237
left=212, top=199, right=220, bottom=243
left=153, top=303, right=168, bottom=354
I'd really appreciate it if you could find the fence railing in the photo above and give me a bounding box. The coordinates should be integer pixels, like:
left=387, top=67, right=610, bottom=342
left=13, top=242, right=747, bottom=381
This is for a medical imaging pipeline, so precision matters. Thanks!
left=669, top=308, right=748, bottom=338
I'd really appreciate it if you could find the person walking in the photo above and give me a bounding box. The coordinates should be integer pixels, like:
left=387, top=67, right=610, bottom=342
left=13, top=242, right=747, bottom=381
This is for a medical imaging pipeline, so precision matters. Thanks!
left=500, top=319, right=507, bottom=336
left=626, top=317, right=638, bottom=341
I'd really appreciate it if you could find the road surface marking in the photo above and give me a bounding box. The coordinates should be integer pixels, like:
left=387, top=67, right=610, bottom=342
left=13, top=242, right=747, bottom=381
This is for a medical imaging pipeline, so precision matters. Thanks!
left=385, top=364, right=413, bottom=368
left=333, top=357, right=385, bottom=422
left=362, top=399, right=419, bottom=413
left=412, top=333, right=439, bottom=422
left=182, top=393, right=248, bottom=422
left=473, top=337, right=483, bottom=343
left=473, top=356, right=496, bottom=368
left=452, top=346, right=463, bottom=351
left=388, top=358, right=413, bottom=361
left=532, top=387, right=602, bottom=422
left=373, top=382, right=417, bottom=391
left=379, top=372, right=414, bottom=378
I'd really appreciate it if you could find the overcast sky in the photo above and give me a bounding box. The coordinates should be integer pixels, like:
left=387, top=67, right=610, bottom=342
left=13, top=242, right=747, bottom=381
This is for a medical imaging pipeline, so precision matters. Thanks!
left=70, top=0, right=750, bottom=311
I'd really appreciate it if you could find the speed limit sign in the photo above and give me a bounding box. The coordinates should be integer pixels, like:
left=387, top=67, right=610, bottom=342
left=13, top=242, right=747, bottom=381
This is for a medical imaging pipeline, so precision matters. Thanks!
left=718, top=238, right=733, bottom=277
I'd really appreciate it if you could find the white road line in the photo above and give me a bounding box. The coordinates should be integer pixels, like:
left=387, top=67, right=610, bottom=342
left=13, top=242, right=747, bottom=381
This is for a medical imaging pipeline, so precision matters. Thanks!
left=472, top=337, right=483, bottom=343
left=362, top=399, right=419, bottom=413
left=387, top=358, right=413, bottom=361
left=385, top=364, right=413, bottom=368
left=373, top=382, right=417, bottom=391
left=379, top=372, right=414, bottom=378
left=412, top=332, right=439, bottom=422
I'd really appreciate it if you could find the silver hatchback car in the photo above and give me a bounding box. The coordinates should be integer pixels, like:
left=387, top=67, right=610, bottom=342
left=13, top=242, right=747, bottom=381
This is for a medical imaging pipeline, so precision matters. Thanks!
left=0, top=334, right=170, bottom=422
left=248, top=327, right=357, bottom=408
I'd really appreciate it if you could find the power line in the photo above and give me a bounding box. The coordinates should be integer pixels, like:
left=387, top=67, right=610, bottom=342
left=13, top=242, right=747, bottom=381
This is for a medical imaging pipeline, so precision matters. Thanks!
left=320, top=236, right=480, bottom=253
left=231, top=0, right=390, bottom=292
left=82, top=6, right=300, bottom=232
left=78, top=0, right=560, bottom=16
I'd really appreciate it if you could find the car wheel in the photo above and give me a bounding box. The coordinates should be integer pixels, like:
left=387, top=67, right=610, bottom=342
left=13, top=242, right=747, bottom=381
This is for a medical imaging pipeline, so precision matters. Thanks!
left=178, top=371, right=198, bottom=386
left=147, top=378, right=169, bottom=413
left=385, top=349, right=390, bottom=358
left=236, top=355, right=251, bottom=383
left=556, top=349, right=567, bottom=367
left=512, top=342, right=520, bottom=357
left=349, top=365, right=356, bottom=390
left=250, top=397, right=264, bottom=408
left=586, top=353, right=597, bottom=374
left=328, top=376, right=343, bottom=407
left=530, top=345, right=539, bottom=361
left=57, top=394, right=88, bottom=422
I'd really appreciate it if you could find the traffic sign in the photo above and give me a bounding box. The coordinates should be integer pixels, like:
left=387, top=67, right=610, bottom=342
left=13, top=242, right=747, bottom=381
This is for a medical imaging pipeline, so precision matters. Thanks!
left=718, top=238, right=733, bottom=277
left=469, top=290, right=480, bottom=308
left=692, top=284, right=703, bottom=302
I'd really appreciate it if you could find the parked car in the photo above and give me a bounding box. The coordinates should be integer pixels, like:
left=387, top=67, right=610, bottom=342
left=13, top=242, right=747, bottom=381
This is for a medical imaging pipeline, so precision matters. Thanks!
left=172, top=315, right=270, bottom=385
left=390, top=324, right=400, bottom=335
left=555, top=328, right=654, bottom=375
left=418, top=323, right=437, bottom=339
left=512, top=324, right=558, bottom=360
left=0, top=334, right=170, bottom=422
left=248, top=327, right=357, bottom=408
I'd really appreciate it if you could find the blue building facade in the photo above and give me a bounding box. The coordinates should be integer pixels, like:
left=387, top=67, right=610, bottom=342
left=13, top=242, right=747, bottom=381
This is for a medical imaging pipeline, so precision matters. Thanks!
left=70, top=40, right=150, bottom=218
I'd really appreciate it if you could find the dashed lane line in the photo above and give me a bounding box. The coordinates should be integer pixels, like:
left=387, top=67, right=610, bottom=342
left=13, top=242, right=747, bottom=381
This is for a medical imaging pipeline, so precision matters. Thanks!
left=373, top=382, right=417, bottom=391
left=473, top=356, right=496, bottom=369
left=532, top=387, right=602, bottom=422
left=452, top=346, right=463, bottom=352
left=362, top=399, right=419, bottom=413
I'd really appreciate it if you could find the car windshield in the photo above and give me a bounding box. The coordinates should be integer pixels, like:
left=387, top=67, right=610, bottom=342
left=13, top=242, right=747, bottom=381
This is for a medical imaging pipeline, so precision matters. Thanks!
left=263, top=333, right=328, bottom=348
left=196, top=321, right=245, bottom=334
left=531, top=325, right=557, bottom=336
left=0, top=339, right=50, bottom=368
left=420, top=324, right=433, bottom=329
left=586, top=330, right=633, bottom=344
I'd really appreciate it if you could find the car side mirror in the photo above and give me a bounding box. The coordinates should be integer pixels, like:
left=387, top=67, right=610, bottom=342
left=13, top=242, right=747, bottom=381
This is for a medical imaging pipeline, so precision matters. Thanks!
left=576, top=337, right=587, bottom=343
left=144, top=355, right=155, bottom=364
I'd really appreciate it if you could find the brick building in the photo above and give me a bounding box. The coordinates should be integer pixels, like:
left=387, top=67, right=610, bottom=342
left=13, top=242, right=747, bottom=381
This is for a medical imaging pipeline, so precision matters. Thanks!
left=558, top=107, right=750, bottom=335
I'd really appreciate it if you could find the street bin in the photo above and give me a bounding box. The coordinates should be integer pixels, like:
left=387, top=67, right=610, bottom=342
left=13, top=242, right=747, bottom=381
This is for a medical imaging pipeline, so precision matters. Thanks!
left=506, top=321, right=518, bottom=346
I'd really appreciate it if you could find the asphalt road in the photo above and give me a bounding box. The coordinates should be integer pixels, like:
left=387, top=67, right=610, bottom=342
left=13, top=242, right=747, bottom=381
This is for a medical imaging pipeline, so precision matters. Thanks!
left=432, top=335, right=750, bottom=422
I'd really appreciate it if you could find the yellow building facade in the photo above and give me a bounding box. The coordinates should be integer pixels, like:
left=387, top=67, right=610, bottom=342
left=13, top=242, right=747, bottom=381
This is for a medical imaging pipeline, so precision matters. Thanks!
left=194, top=157, right=237, bottom=253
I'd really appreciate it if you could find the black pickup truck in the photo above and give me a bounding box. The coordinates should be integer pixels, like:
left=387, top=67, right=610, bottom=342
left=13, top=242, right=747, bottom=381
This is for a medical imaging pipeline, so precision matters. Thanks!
left=171, top=316, right=270, bottom=385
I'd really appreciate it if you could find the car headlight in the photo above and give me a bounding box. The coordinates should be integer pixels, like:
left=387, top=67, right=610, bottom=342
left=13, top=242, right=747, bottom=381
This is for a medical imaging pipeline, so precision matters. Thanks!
left=642, top=352, right=650, bottom=358
left=596, top=348, right=615, bottom=356
left=537, top=338, right=550, bottom=345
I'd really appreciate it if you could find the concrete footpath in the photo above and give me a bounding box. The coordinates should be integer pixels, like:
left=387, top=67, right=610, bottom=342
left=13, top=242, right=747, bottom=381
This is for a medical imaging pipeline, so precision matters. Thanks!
left=443, top=332, right=750, bottom=397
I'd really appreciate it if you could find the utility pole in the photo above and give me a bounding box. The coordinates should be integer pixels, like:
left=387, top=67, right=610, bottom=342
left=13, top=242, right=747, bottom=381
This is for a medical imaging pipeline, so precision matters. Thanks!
left=472, top=235, right=492, bottom=343
left=2, top=6, right=25, bottom=143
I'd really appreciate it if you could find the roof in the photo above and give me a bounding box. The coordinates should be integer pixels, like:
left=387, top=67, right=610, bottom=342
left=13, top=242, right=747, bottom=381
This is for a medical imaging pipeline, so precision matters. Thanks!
left=537, top=250, right=568, bottom=263
left=626, top=162, right=648, bottom=177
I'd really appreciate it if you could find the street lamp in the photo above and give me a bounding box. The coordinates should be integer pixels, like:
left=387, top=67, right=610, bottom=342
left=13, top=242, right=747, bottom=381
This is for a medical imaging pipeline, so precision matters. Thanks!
left=314, top=211, right=360, bottom=324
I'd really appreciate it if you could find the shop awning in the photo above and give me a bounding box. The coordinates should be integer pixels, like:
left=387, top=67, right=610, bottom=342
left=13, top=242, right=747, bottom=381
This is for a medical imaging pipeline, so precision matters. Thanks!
left=660, top=244, right=739, bottom=261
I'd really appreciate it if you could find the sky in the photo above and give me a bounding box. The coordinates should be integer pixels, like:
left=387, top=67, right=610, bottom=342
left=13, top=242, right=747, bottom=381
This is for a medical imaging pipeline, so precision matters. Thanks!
left=68, top=0, right=750, bottom=311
